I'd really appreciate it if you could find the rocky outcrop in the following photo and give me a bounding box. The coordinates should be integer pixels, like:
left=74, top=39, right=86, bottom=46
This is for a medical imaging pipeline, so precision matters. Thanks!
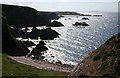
left=2, top=16, right=29, bottom=56
left=31, top=48, right=41, bottom=56
left=30, top=41, right=48, bottom=56
left=35, top=41, right=48, bottom=52
left=22, top=41, right=35, bottom=47
left=22, top=27, right=40, bottom=39
left=46, top=21, right=64, bottom=27
left=39, top=28, right=60, bottom=40
left=73, top=22, right=89, bottom=26
left=11, top=27, right=25, bottom=38
left=22, top=27, right=60, bottom=40
left=69, top=33, right=120, bottom=78
left=2, top=4, right=59, bottom=28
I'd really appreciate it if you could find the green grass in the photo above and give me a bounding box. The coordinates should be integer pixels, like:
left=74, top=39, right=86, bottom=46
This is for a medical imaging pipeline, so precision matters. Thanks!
left=2, top=53, right=68, bottom=77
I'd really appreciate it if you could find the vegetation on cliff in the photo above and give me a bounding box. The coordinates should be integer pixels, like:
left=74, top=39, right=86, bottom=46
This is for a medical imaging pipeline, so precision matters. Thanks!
left=69, top=33, right=120, bottom=78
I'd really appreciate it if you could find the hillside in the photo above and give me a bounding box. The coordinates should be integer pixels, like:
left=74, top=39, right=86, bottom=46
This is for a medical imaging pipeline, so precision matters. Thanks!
left=69, top=33, right=120, bottom=78
left=2, top=4, right=59, bottom=27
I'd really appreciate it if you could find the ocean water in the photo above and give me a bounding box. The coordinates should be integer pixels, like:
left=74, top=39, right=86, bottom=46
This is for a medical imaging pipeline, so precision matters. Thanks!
left=17, top=12, right=119, bottom=65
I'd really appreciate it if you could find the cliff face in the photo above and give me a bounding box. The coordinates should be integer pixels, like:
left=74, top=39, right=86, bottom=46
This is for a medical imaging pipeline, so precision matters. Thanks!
left=2, top=4, right=59, bottom=27
left=69, top=33, right=120, bottom=78
left=2, top=16, right=29, bottom=56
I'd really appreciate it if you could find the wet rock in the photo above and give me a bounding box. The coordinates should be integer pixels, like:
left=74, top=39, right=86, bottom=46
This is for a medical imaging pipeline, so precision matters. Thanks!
left=35, top=41, right=48, bottom=52
left=93, top=15, right=102, bottom=17
left=11, top=27, right=25, bottom=38
left=68, top=18, right=71, bottom=20
left=38, top=41, right=46, bottom=46
left=46, top=21, right=64, bottom=27
left=39, top=28, right=60, bottom=40
left=24, top=27, right=29, bottom=32
left=56, top=60, right=62, bottom=64
left=22, top=27, right=60, bottom=40
left=22, top=41, right=35, bottom=47
left=31, top=48, right=41, bottom=56
left=82, top=17, right=89, bottom=20
left=22, top=27, right=40, bottom=39
left=73, top=22, right=89, bottom=26
left=51, top=56, right=55, bottom=58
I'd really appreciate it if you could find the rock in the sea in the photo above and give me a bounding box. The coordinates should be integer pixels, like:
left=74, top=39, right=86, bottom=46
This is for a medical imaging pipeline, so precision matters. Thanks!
left=73, top=22, right=89, bottom=26
left=46, top=21, right=64, bottom=27
left=39, top=28, right=60, bottom=40
left=56, top=60, right=62, bottom=64
left=38, top=41, right=46, bottom=46
left=82, top=17, right=89, bottom=20
left=11, top=27, right=25, bottom=38
left=35, top=41, right=48, bottom=52
left=31, top=48, right=41, bottom=56
left=22, top=27, right=60, bottom=40
left=22, top=27, right=40, bottom=39
left=22, top=41, right=35, bottom=47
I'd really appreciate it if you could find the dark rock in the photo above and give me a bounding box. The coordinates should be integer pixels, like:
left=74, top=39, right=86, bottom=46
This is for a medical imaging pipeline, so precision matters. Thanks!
left=38, top=41, right=46, bottom=46
left=56, top=60, right=62, bottom=64
left=31, top=48, right=41, bottom=56
left=41, top=56, right=45, bottom=59
left=2, top=16, right=29, bottom=56
left=24, top=27, right=29, bottom=32
left=11, top=27, right=25, bottom=37
left=39, top=28, right=60, bottom=40
left=93, top=15, right=102, bottom=17
left=46, top=21, right=64, bottom=27
left=22, top=27, right=40, bottom=39
left=2, top=4, right=51, bottom=27
left=68, top=18, right=71, bottom=20
left=36, top=44, right=48, bottom=52
left=22, top=27, right=60, bottom=40
left=22, top=41, right=35, bottom=47
left=51, top=56, right=55, bottom=58
left=82, top=17, right=89, bottom=20
left=35, top=41, right=48, bottom=52
left=73, top=22, right=89, bottom=26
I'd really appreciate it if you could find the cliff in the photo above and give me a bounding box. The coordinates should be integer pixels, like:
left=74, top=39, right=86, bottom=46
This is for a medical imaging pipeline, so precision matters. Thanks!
left=69, top=33, right=120, bottom=78
left=2, top=4, right=59, bottom=27
left=2, top=16, right=29, bottom=56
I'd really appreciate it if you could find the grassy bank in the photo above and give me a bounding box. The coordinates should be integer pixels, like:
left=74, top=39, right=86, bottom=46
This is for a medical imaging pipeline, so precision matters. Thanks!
left=2, top=54, right=68, bottom=77
left=69, top=33, right=120, bottom=77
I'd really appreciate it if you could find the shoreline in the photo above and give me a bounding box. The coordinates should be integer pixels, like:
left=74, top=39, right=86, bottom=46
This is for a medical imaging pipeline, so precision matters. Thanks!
left=9, top=56, right=74, bottom=73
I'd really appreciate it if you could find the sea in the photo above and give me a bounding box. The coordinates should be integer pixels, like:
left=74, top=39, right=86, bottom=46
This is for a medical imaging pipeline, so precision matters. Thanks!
left=17, top=12, right=119, bottom=65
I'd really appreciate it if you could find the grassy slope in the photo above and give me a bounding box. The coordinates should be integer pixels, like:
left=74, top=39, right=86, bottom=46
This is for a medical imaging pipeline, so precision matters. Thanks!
left=2, top=54, right=68, bottom=77
left=69, top=33, right=120, bottom=77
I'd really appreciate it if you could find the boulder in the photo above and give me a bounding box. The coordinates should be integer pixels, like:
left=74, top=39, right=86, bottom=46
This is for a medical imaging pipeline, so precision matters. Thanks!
left=22, top=41, right=35, bottom=47
left=73, top=22, right=89, bottom=26
left=22, top=27, right=40, bottom=39
left=39, top=28, right=60, bottom=40
left=46, top=21, right=64, bottom=27
left=31, top=48, right=41, bottom=56
left=38, top=41, right=46, bottom=46
left=36, top=44, right=48, bottom=52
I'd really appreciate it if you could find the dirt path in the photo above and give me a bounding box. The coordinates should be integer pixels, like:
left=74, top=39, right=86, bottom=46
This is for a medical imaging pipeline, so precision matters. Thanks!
left=9, top=56, right=74, bottom=73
